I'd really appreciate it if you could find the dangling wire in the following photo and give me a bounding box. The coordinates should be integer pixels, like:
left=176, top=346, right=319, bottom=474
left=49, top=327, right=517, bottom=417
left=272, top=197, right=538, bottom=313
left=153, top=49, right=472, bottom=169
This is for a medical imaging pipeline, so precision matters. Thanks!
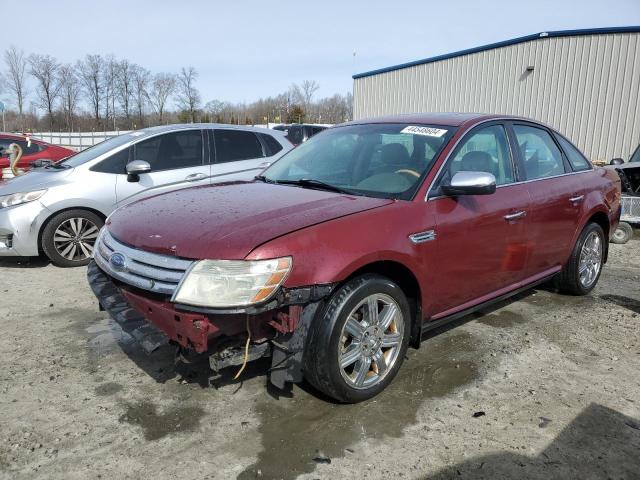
left=234, top=315, right=251, bottom=380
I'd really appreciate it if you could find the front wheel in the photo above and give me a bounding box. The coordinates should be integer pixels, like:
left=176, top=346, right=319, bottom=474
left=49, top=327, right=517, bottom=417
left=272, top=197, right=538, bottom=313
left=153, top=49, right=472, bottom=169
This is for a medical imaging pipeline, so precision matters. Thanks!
left=303, top=274, right=410, bottom=403
left=556, top=222, right=605, bottom=295
left=42, top=210, right=104, bottom=267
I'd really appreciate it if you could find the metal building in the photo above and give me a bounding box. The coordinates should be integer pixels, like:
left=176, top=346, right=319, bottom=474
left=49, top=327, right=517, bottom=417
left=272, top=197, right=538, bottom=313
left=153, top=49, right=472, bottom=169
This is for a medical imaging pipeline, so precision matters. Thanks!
left=353, top=27, right=640, bottom=163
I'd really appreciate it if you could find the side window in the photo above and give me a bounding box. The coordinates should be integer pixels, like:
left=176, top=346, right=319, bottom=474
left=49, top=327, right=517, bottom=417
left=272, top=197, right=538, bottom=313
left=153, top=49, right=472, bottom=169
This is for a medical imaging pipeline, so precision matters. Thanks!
left=555, top=135, right=591, bottom=171
left=134, top=130, right=203, bottom=171
left=259, top=133, right=283, bottom=156
left=90, top=147, right=130, bottom=174
left=513, top=125, right=566, bottom=180
left=441, top=125, right=515, bottom=186
left=214, top=130, right=264, bottom=163
left=286, top=126, right=304, bottom=145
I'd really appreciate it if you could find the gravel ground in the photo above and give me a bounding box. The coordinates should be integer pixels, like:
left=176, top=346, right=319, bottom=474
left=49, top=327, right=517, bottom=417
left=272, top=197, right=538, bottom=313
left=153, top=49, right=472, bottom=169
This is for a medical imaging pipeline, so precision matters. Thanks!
left=0, top=235, right=639, bottom=480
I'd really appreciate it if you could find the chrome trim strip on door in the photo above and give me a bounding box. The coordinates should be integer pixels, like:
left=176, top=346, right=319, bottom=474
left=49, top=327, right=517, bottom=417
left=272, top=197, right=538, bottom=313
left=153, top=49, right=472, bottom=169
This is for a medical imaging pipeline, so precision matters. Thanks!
left=409, top=230, right=437, bottom=244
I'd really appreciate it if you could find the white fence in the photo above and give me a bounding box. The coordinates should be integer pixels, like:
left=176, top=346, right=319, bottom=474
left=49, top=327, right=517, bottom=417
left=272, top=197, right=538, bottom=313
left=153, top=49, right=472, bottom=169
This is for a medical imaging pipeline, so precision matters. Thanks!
left=33, top=131, right=132, bottom=151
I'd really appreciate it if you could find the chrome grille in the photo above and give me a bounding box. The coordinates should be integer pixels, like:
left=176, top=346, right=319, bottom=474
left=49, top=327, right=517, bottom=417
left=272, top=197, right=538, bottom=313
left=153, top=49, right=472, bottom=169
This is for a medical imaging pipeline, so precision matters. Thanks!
left=621, top=196, right=640, bottom=221
left=93, top=229, right=193, bottom=295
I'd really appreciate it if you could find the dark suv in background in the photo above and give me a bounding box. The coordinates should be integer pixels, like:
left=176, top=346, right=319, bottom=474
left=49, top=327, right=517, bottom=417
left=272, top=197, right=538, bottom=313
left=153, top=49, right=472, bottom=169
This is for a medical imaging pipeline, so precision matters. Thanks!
left=273, top=124, right=327, bottom=145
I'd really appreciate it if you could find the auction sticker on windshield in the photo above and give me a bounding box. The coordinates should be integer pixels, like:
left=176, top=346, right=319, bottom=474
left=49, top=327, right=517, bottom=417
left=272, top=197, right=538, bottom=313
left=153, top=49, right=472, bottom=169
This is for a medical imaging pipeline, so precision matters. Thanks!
left=400, top=126, right=448, bottom=137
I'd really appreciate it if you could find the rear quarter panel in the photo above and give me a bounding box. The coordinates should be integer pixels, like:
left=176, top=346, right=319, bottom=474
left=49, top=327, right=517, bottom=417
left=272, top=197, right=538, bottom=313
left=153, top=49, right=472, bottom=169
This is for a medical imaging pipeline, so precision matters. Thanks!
left=571, top=167, right=621, bottom=253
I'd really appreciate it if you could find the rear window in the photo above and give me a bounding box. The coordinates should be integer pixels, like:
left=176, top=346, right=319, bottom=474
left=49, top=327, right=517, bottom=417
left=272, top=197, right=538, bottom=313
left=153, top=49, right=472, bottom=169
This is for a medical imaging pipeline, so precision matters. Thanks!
left=259, top=133, right=284, bottom=156
left=556, top=135, right=591, bottom=171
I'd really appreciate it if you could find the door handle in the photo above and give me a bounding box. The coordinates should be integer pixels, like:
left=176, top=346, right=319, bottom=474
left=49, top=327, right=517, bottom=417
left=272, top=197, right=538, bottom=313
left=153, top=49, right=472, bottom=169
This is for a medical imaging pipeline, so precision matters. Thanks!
left=569, top=195, right=584, bottom=204
left=185, top=173, right=207, bottom=182
left=258, top=162, right=271, bottom=168
left=504, top=210, right=527, bottom=222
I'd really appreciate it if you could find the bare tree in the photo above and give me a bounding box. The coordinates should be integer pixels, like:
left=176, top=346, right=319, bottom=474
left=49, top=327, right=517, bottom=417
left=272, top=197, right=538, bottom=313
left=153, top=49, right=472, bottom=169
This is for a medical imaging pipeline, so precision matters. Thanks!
left=28, top=54, right=61, bottom=129
left=115, top=59, right=134, bottom=121
left=148, top=73, right=176, bottom=123
left=4, top=45, right=29, bottom=130
left=76, top=54, right=104, bottom=126
left=103, top=55, right=118, bottom=129
left=176, top=67, right=201, bottom=123
left=58, top=64, right=81, bottom=131
left=299, top=80, right=320, bottom=106
left=132, top=65, right=150, bottom=127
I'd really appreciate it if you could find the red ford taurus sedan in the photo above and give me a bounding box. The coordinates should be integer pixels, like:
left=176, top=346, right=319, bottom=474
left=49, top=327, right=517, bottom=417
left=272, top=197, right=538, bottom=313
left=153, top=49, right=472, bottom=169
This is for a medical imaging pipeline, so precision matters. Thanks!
left=88, top=113, right=621, bottom=402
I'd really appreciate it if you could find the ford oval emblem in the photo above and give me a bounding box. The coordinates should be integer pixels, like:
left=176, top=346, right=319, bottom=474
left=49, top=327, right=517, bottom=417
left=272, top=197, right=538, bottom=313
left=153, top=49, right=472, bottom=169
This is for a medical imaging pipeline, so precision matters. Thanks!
left=109, top=252, right=127, bottom=271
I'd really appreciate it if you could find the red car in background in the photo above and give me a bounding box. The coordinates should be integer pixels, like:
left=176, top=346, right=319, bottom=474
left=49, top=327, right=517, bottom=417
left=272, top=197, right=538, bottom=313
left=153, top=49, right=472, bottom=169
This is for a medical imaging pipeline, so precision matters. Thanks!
left=0, top=134, right=75, bottom=178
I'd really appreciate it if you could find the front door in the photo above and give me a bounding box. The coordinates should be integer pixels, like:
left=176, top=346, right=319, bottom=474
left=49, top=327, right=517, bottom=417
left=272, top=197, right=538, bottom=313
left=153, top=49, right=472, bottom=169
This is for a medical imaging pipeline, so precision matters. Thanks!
left=428, top=123, right=531, bottom=317
left=115, top=129, right=210, bottom=206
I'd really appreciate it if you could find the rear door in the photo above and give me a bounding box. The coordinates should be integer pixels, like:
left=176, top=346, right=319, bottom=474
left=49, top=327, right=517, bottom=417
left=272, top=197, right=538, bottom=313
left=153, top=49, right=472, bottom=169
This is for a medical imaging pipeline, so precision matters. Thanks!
left=210, top=128, right=272, bottom=182
left=115, top=129, right=210, bottom=206
left=511, top=123, right=585, bottom=275
left=428, top=122, right=532, bottom=316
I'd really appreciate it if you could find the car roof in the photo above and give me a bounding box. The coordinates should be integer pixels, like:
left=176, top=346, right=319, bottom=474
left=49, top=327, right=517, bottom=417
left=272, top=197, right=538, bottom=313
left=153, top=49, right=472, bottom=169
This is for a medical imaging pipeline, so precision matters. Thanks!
left=0, top=132, right=35, bottom=141
left=139, top=123, right=283, bottom=135
left=343, top=112, right=525, bottom=128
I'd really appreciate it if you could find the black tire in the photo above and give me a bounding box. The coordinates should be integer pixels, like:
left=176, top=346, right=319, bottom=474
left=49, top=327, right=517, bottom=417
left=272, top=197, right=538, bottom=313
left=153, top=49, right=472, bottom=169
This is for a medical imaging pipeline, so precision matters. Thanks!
left=556, top=222, right=605, bottom=295
left=303, top=274, right=411, bottom=403
left=42, top=209, right=104, bottom=268
left=611, top=222, right=633, bottom=245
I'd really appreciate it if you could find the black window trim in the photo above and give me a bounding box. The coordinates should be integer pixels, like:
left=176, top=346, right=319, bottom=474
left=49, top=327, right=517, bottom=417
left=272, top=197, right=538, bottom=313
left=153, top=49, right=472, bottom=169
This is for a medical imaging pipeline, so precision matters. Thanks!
left=131, top=128, right=206, bottom=173
left=428, top=120, right=518, bottom=198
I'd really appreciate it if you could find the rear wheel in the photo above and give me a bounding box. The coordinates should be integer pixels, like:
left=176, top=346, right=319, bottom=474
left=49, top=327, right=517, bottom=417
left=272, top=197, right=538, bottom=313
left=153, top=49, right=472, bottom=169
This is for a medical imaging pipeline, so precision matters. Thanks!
left=42, top=210, right=103, bottom=267
left=611, top=222, right=633, bottom=244
left=556, top=222, right=605, bottom=295
left=303, top=274, right=410, bottom=403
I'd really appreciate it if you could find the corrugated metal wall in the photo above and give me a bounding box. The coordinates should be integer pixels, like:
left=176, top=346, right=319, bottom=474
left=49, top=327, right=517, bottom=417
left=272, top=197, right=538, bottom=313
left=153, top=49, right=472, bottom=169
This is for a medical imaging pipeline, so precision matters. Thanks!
left=353, top=32, right=640, bottom=162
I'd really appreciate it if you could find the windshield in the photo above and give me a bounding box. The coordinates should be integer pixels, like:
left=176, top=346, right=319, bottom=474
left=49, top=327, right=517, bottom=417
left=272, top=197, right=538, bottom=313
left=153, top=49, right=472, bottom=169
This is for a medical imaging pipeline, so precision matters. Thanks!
left=631, top=144, right=640, bottom=163
left=59, top=134, right=136, bottom=167
left=262, top=123, right=455, bottom=200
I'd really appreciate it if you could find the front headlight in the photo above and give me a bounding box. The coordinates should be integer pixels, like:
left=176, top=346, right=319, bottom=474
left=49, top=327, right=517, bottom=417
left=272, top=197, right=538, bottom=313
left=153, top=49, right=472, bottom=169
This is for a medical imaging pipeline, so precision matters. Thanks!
left=0, top=189, right=47, bottom=209
left=172, top=257, right=292, bottom=308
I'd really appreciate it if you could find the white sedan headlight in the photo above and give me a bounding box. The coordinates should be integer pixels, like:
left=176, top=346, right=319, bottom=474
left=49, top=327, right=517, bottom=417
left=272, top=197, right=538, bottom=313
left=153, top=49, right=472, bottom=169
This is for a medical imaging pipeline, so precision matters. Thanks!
left=0, top=189, right=47, bottom=209
left=173, top=257, right=293, bottom=308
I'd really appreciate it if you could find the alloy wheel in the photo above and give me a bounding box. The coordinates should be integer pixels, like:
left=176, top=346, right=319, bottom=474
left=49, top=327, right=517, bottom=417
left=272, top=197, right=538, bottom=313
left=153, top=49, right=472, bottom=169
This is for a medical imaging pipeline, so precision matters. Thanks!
left=338, top=293, right=405, bottom=389
left=578, top=231, right=602, bottom=288
left=53, top=217, right=100, bottom=262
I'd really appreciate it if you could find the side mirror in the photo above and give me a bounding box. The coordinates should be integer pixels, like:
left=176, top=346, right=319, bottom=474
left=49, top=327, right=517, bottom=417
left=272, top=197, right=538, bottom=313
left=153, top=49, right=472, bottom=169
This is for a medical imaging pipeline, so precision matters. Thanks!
left=126, top=160, right=151, bottom=182
left=610, top=158, right=625, bottom=165
left=441, top=171, right=497, bottom=196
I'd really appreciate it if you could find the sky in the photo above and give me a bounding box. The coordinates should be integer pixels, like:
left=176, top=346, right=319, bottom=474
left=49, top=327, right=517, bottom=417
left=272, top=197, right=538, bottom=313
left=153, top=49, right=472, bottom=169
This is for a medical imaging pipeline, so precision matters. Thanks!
left=1, top=0, right=639, bottom=109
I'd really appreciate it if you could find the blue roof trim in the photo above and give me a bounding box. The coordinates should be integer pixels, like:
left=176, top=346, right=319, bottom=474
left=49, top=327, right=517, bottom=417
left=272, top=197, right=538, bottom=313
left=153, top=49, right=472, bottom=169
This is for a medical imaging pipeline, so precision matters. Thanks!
left=352, top=26, right=640, bottom=79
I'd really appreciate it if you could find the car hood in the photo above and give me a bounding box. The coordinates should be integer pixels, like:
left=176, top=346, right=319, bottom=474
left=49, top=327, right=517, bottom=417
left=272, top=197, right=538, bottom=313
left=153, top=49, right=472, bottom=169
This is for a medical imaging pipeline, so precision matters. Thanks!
left=0, top=167, right=75, bottom=194
left=107, top=182, right=394, bottom=259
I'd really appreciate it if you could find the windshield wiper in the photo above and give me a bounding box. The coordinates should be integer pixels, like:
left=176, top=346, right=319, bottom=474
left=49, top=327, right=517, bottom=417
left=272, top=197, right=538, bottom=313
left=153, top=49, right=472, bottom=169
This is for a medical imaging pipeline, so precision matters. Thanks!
left=46, top=163, right=71, bottom=170
left=254, top=174, right=273, bottom=183
left=273, top=178, right=357, bottom=195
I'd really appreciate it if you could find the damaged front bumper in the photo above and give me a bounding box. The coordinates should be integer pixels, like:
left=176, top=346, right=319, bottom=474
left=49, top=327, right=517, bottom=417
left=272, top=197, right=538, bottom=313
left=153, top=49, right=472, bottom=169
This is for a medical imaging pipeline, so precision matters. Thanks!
left=87, top=261, right=333, bottom=388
